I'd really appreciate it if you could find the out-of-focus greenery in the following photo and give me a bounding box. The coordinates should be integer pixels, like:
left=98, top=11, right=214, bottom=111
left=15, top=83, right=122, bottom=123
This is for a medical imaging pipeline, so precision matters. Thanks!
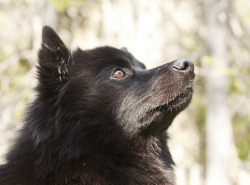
left=0, top=0, right=250, bottom=184
left=49, top=0, right=84, bottom=12
left=233, top=114, right=250, bottom=160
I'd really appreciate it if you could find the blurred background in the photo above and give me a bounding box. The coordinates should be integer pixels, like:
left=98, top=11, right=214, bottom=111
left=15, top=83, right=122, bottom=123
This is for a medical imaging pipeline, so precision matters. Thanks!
left=0, top=0, right=249, bottom=185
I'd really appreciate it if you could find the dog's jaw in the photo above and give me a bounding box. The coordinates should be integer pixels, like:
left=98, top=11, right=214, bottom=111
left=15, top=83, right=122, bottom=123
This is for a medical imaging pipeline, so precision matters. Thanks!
left=139, top=84, right=194, bottom=137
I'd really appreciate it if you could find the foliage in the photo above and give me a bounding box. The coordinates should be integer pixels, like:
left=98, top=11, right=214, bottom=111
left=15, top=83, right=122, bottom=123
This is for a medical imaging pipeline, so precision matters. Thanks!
left=0, top=0, right=250, bottom=184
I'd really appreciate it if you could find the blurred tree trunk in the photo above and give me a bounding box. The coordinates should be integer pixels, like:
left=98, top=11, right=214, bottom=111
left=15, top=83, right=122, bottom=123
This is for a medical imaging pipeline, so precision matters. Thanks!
left=205, top=1, right=234, bottom=185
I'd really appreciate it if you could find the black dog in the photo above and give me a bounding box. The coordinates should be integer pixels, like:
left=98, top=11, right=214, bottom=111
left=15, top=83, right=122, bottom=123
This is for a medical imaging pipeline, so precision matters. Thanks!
left=0, top=26, right=195, bottom=185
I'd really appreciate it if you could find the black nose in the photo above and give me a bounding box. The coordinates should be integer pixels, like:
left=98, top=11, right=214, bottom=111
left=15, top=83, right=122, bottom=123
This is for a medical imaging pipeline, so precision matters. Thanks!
left=173, top=59, right=194, bottom=73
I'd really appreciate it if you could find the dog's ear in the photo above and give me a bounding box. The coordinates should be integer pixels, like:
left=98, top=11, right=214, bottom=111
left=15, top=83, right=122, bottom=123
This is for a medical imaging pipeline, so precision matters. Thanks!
left=38, top=26, right=71, bottom=87
left=121, top=47, right=128, bottom=52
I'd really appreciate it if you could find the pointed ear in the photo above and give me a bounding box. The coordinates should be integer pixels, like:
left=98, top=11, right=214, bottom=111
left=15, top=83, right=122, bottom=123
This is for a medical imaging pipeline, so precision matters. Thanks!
left=121, top=47, right=128, bottom=52
left=38, top=26, right=71, bottom=85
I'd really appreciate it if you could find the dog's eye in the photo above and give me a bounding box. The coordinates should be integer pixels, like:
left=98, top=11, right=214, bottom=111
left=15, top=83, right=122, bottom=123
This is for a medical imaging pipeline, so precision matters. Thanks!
left=112, top=70, right=126, bottom=79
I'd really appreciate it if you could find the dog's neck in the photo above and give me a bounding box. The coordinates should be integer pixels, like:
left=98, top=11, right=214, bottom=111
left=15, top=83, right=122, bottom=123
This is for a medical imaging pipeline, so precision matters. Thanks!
left=47, top=132, right=176, bottom=185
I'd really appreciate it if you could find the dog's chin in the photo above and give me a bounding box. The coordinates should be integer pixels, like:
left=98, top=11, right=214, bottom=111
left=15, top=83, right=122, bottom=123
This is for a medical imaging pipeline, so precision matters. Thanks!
left=140, top=87, right=193, bottom=137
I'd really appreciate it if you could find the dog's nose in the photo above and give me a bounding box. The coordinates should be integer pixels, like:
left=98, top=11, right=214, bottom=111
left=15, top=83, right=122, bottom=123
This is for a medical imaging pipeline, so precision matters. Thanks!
left=173, top=59, right=194, bottom=74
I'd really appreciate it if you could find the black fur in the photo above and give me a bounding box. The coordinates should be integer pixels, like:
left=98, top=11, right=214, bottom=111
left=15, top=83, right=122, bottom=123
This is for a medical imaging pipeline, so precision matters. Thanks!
left=0, top=26, right=195, bottom=185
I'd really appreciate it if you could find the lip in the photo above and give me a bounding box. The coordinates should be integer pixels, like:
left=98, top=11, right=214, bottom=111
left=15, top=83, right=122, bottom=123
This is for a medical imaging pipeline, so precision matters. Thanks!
left=150, top=86, right=193, bottom=113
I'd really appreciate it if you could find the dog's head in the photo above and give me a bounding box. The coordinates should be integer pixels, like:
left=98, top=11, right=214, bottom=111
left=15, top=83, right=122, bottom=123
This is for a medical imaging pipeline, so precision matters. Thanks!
left=37, top=26, right=194, bottom=155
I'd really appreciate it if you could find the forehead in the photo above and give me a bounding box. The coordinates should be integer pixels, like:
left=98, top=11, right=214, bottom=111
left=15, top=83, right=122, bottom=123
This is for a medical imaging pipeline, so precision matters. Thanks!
left=73, top=46, right=146, bottom=70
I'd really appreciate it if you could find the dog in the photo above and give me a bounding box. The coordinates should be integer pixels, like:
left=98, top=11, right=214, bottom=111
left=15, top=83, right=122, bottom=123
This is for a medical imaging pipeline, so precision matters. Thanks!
left=0, top=26, right=195, bottom=185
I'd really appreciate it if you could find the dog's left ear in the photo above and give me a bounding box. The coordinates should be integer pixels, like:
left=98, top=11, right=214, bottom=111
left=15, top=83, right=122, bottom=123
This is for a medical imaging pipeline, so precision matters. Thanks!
left=38, top=26, right=71, bottom=85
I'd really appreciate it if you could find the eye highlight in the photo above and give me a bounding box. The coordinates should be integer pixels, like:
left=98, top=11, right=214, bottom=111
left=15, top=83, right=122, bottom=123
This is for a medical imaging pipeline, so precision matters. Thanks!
left=112, top=69, right=126, bottom=79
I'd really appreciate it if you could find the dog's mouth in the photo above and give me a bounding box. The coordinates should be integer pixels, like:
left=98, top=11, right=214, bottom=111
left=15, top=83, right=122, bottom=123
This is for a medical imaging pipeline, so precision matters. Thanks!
left=140, top=86, right=193, bottom=136
left=152, top=86, right=193, bottom=113
left=140, top=86, right=193, bottom=120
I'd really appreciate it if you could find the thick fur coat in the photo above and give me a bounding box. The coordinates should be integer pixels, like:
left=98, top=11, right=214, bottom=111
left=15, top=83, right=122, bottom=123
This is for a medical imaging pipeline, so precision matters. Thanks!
left=0, top=26, right=195, bottom=185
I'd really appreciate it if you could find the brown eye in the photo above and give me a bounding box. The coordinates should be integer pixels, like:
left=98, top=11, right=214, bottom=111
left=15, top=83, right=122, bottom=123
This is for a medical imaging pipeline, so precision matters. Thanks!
left=113, top=70, right=126, bottom=79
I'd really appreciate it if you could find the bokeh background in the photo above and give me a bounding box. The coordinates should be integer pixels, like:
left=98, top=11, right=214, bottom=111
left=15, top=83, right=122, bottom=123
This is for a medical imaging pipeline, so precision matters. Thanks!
left=0, top=0, right=249, bottom=185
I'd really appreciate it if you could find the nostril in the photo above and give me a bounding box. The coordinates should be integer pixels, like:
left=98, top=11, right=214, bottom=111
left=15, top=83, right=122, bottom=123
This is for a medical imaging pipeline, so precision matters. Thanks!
left=173, top=59, right=194, bottom=73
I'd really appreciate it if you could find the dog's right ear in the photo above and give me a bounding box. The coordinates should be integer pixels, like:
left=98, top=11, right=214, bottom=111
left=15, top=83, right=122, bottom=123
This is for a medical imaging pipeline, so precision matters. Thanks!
left=121, top=47, right=128, bottom=52
left=38, top=26, right=71, bottom=87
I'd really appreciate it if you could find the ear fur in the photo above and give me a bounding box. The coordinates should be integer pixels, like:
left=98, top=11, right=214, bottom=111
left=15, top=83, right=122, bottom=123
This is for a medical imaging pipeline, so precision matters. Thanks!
left=121, top=47, right=128, bottom=52
left=38, top=26, right=71, bottom=85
